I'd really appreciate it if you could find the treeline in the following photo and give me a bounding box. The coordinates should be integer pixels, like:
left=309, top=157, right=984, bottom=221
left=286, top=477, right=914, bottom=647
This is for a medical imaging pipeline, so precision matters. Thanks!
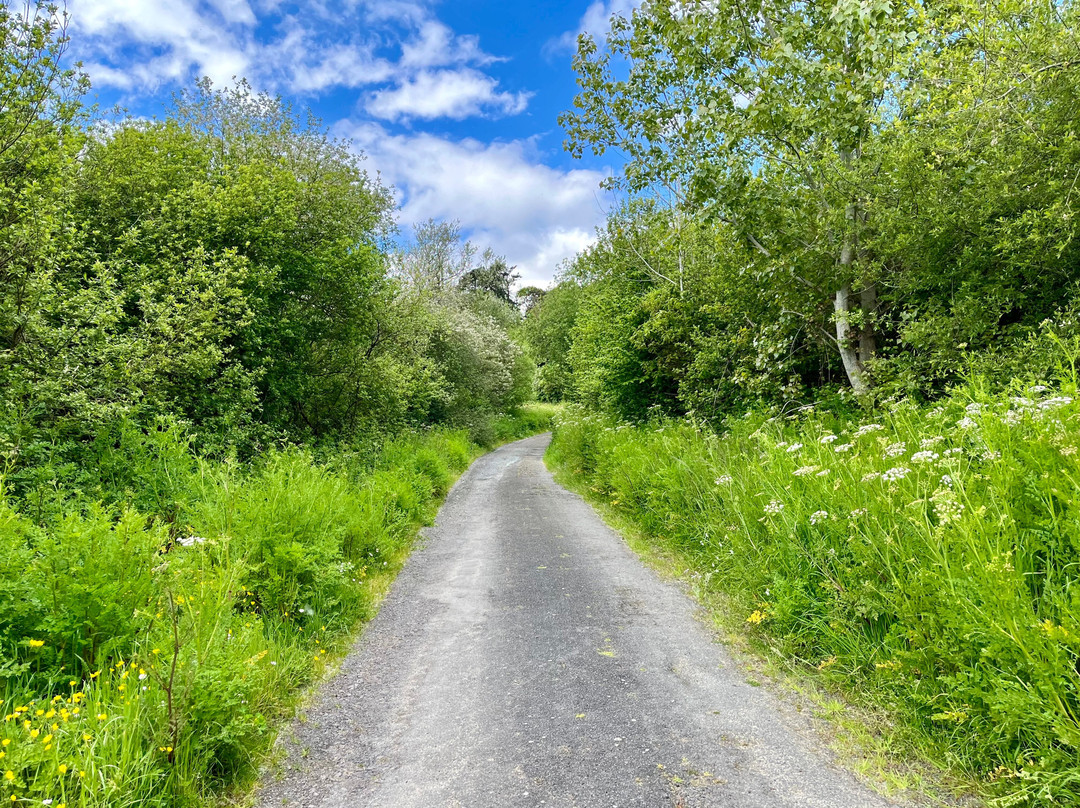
left=522, top=0, right=1080, bottom=419
left=1, top=7, right=533, bottom=501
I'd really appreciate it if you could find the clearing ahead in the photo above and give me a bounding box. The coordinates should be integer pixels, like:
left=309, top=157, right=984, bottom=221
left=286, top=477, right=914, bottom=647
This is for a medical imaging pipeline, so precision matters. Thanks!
left=256, top=434, right=897, bottom=808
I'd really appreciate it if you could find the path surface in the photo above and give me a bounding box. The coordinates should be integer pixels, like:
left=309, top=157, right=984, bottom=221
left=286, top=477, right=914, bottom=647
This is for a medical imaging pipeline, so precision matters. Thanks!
left=256, top=434, right=898, bottom=808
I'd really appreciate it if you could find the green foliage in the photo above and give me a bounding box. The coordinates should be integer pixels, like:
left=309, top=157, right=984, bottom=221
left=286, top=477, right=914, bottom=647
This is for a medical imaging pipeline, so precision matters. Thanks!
left=555, top=0, right=1080, bottom=410
left=0, top=420, right=485, bottom=806
left=550, top=373, right=1080, bottom=805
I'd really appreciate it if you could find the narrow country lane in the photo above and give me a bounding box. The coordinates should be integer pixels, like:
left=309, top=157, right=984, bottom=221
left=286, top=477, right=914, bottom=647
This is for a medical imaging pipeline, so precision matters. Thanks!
left=255, top=434, right=898, bottom=808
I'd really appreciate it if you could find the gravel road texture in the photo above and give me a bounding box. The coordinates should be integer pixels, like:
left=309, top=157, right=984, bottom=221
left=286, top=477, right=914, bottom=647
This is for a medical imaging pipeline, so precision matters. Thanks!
left=254, top=433, right=901, bottom=808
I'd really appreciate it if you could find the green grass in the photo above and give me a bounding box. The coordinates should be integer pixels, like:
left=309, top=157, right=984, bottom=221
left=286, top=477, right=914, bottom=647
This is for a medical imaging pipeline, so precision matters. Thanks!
left=0, top=406, right=553, bottom=807
left=547, top=381, right=1080, bottom=808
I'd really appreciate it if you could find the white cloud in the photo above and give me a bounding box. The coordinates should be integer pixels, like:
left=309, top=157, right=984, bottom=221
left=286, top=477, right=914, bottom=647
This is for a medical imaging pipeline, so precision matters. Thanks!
left=338, top=122, right=612, bottom=286
left=67, top=0, right=526, bottom=119
left=367, top=69, right=530, bottom=122
left=546, top=0, right=641, bottom=54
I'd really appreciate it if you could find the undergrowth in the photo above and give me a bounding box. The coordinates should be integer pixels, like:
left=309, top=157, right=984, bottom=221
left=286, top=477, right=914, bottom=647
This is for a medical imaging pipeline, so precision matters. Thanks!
left=547, top=384, right=1080, bottom=808
left=0, top=405, right=552, bottom=807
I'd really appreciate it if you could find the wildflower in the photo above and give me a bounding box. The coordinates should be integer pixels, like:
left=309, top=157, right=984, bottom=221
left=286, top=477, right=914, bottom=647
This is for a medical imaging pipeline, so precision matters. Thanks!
left=956, top=417, right=977, bottom=429
left=854, top=423, right=884, bottom=437
left=882, top=466, right=911, bottom=482
left=981, top=450, right=1001, bottom=460
left=4, top=771, right=13, bottom=781
left=176, top=535, right=207, bottom=547
left=763, top=500, right=784, bottom=515
left=57, top=765, right=66, bottom=775
left=714, top=475, right=733, bottom=485
left=1061, top=446, right=1078, bottom=457
left=1038, top=396, right=1073, bottom=411
left=815, top=469, right=830, bottom=476
left=940, top=474, right=954, bottom=487
left=1031, top=384, right=1048, bottom=393
left=927, top=406, right=945, bottom=419
left=809, top=510, right=828, bottom=525
left=964, top=403, right=983, bottom=414
left=833, top=443, right=853, bottom=453
left=932, top=487, right=964, bottom=523
left=792, top=465, right=817, bottom=477
left=819, top=434, right=838, bottom=444
left=861, top=472, right=880, bottom=482
left=849, top=508, right=867, bottom=518
left=96, top=714, right=107, bottom=722
left=884, top=442, right=906, bottom=458
left=919, top=436, right=944, bottom=449
left=746, top=609, right=768, bottom=625
left=911, top=451, right=939, bottom=464
left=28, top=640, right=44, bottom=649
left=785, top=443, right=803, bottom=453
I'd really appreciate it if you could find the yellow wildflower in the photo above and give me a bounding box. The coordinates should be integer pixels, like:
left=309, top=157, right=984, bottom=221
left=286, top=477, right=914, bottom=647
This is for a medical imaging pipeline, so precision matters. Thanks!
left=58, top=764, right=67, bottom=775
left=27, top=640, right=43, bottom=649
left=3, top=770, right=13, bottom=781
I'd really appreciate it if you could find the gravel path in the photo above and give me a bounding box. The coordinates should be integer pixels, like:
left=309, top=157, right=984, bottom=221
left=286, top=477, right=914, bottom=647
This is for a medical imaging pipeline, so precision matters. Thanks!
left=254, top=433, right=901, bottom=808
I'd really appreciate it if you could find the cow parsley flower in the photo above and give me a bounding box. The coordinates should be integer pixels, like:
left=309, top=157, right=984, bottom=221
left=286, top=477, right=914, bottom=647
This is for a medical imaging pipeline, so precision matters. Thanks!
left=809, top=510, right=829, bottom=525
left=792, top=465, right=818, bottom=477
left=956, top=416, right=977, bottom=429
left=861, top=472, right=881, bottom=482
left=854, top=423, right=884, bottom=437
left=884, top=442, right=906, bottom=458
left=882, top=466, right=911, bottom=482
left=911, top=451, right=939, bottom=464
left=715, top=475, right=733, bottom=485
left=786, top=443, right=803, bottom=453
left=834, top=443, right=854, bottom=453
left=820, top=434, right=839, bottom=444
left=763, top=500, right=784, bottom=515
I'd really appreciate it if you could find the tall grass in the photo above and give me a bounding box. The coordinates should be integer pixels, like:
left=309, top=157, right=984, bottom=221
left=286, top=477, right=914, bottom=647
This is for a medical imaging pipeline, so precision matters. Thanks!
left=0, top=406, right=553, bottom=806
left=549, top=384, right=1080, bottom=806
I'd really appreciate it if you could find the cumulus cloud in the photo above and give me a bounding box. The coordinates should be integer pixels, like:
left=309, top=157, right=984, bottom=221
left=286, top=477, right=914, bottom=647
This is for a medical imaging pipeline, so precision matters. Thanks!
left=66, top=0, right=525, bottom=111
left=367, top=69, right=530, bottom=122
left=338, top=122, right=611, bottom=286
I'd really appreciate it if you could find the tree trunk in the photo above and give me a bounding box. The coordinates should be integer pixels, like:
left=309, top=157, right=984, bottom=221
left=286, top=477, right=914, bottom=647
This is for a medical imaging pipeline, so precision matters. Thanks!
left=833, top=283, right=870, bottom=396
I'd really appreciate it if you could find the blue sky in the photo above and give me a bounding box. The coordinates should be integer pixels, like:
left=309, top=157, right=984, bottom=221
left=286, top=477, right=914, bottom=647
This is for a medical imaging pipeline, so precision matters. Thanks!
left=64, top=0, right=637, bottom=288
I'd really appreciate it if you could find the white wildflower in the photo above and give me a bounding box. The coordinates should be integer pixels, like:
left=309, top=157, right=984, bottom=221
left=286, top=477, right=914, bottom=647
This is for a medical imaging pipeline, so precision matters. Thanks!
left=764, top=500, right=785, bottom=515
left=715, top=475, right=734, bottom=485
left=1003, top=409, right=1024, bottom=426
left=882, top=466, right=911, bottom=482
left=176, top=535, right=207, bottom=547
left=793, top=465, right=818, bottom=477
left=1030, top=384, right=1048, bottom=393
left=932, top=487, right=964, bottom=524
left=911, top=450, right=940, bottom=464
left=943, top=447, right=964, bottom=456
left=861, top=472, right=881, bottom=482
left=884, top=442, right=906, bottom=458
left=920, top=436, right=944, bottom=449
left=820, top=434, right=839, bottom=444
left=810, top=510, right=829, bottom=525
left=1061, top=446, right=1078, bottom=457
left=854, top=423, right=884, bottom=437
left=834, top=443, right=854, bottom=453
left=1038, top=396, right=1073, bottom=411
left=956, top=416, right=977, bottom=429
left=980, top=450, right=1001, bottom=461
left=940, top=474, right=954, bottom=487
left=816, top=469, right=831, bottom=477
left=786, top=443, right=804, bottom=453
left=927, top=406, right=946, bottom=420
left=849, top=508, right=867, bottom=518
left=1010, top=396, right=1034, bottom=408
left=964, top=403, right=984, bottom=414
left=776, top=441, right=788, bottom=449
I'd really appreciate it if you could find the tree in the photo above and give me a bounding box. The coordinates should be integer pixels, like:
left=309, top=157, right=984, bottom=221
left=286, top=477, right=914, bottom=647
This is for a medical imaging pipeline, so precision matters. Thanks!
left=392, top=219, right=476, bottom=294
left=561, top=0, right=938, bottom=394
left=458, top=248, right=520, bottom=305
